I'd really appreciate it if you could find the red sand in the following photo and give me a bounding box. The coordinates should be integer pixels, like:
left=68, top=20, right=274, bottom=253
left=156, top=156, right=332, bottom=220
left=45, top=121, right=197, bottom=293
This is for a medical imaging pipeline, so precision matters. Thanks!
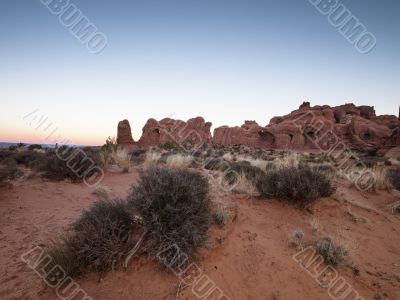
left=1, top=169, right=400, bottom=299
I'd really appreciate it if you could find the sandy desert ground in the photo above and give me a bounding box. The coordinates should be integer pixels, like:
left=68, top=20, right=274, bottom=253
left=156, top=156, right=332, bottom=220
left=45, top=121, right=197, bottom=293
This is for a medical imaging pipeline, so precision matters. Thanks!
left=1, top=160, right=400, bottom=300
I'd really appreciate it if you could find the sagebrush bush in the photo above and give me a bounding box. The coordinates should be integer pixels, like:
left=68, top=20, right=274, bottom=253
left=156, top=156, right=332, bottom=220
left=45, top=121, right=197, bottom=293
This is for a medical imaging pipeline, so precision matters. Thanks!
left=43, top=234, right=80, bottom=277
left=28, top=144, right=43, bottom=150
left=11, top=150, right=48, bottom=169
left=165, top=153, right=192, bottom=169
left=314, top=237, right=349, bottom=266
left=0, top=159, right=22, bottom=181
left=44, top=199, right=137, bottom=276
left=143, top=151, right=161, bottom=166
left=41, top=153, right=82, bottom=182
left=127, top=167, right=211, bottom=267
left=71, top=199, right=137, bottom=273
left=204, top=157, right=230, bottom=172
left=226, top=161, right=265, bottom=185
left=388, top=168, right=400, bottom=190
left=111, top=148, right=130, bottom=172
left=257, top=164, right=335, bottom=207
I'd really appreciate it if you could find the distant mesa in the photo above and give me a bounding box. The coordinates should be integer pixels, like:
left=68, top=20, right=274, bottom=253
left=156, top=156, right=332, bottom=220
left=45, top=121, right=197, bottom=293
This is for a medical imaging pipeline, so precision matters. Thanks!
left=117, top=102, right=400, bottom=153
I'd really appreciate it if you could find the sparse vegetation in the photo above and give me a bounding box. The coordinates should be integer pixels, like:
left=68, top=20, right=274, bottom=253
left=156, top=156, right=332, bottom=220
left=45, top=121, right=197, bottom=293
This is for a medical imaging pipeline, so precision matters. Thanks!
left=159, top=141, right=179, bottom=150
left=288, top=230, right=304, bottom=249
left=165, top=153, right=192, bottom=169
left=43, top=234, right=80, bottom=277
left=314, top=237, right=349, bottom=266
left=214, top=207, right=231, bottom=227
left=127, top=167, right=211, bottom=268
left=231, top=172, right=259, bottom=196
left=110, top=148, right=130, bottom=172
left=388, top=168, right=400, bottom=190
left=28, top=144, right=42, bottom=151
left=71, top=199, right=137, bottom=273
left=309, top=218, right=320, bottom=235
left=391, top=201, right=400, bottom=214
left=0, top=159, right=22, bottom=181
left=257, top=164, right=335, bottom=207
left=143, top=151, right=161, bottom=166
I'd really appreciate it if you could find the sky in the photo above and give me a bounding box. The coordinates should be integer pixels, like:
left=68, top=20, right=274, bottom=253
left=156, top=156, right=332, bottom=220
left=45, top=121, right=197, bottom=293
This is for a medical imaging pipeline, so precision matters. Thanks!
left=0, top=0, right=399, bottom=145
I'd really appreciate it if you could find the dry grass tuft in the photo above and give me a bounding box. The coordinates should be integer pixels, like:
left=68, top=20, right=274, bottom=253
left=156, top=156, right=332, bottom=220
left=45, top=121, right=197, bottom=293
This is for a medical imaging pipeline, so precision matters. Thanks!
left=165, top=153, right=192, bottom=169
left=288, top=230, right=304, bottom=249
left=314, top=237, right=349, bottom=266
left=111, top=148, right=130, bottom=172
left=214, top=206, right=231, bottom=227
left=144, top=151, right=162, bottom=166
left=309, top=218, right=320, bottom=235
left=231, top=172, right=259, bottom=197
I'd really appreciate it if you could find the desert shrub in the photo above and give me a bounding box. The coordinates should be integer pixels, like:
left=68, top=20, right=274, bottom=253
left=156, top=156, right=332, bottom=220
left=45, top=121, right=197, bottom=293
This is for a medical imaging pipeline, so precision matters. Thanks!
left=391, top=201, right=400, bottom=214
left=355, top=167, right=392, bottom=192
left=388, top=168, right=400, bottom=190
left=204, top=157, right=230, bottom=172
left=0, top=150, right=15, bottom=161
left=71, top=199, right=137, bottom=273
left=127, top=167, right=211, bottom=268
left=43, top=234, right=80, bottom=277
left=8, top=145, right=17, bottom=151
left=159, top=141, right=179, bottom=150
left=227, top=161, right=265, bottom=185
left=231, top=172, right=259, bottom=196
left=101, top=136, right=118, bottom=153
left=11, top=150, right=47, bottom=168
left=110, top=148, right=130, bottom=172
left=28, top=144, right=42, bottom=150
left=41, top=151, right=83, bottom=182
left=16, top=142, right=26, bottom=148
left=257, top=164, right=335, bottom=207
left=43, top=199, right=137, bottom=276
left=130, top=149, right=146, bottom=164
left=314, top=237, right=349, bottom=266
left=288, top=230, right=304, bottom=249
left=214, top=208, right=231, bottom=227
left=166, top=153, right=192, bottom=169
left=235, top=155, right=268, bottom=171
left=143, top=151, right=161, bottom=166
left=0, top=160, right=22, bottom=181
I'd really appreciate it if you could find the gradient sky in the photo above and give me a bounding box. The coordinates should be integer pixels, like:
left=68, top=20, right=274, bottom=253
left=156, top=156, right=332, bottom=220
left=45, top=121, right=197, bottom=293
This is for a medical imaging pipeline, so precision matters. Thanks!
left=1, top=0, right=399, bottom=145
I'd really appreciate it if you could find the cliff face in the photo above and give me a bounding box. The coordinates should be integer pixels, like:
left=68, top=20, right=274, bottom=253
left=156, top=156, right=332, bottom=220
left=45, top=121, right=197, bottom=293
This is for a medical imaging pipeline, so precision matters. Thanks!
left=117, top=102, right=400, bottom=151
left=213, top=102, right=398, bottom=151
left=117, top=117, right=212, bottom=148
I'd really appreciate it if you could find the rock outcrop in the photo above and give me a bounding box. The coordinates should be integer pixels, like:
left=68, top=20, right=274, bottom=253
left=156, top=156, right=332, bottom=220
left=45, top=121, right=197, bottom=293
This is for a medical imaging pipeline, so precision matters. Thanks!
left=116, top=119, right=134, bottom=145
left=137, top=116, right=212, bottom=148
left=117, top=103, right=399, bottom=152
left=213, top=102, right=400, bottom=151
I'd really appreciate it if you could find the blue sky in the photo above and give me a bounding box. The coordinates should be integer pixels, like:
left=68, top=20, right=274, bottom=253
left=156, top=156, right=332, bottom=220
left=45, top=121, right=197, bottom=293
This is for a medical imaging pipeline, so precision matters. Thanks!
left=0, top=0, right=399, bottom=144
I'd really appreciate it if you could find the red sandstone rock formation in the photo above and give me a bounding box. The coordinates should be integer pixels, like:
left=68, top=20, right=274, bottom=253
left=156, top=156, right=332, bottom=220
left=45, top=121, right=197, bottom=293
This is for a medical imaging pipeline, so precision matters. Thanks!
left=137, top=116, right=212, bottom=148
left=213, top=102, right=400, bottom=151
left=117, top=103, right=399, bottom=152
left=116, top=119, right=134, bottom=145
